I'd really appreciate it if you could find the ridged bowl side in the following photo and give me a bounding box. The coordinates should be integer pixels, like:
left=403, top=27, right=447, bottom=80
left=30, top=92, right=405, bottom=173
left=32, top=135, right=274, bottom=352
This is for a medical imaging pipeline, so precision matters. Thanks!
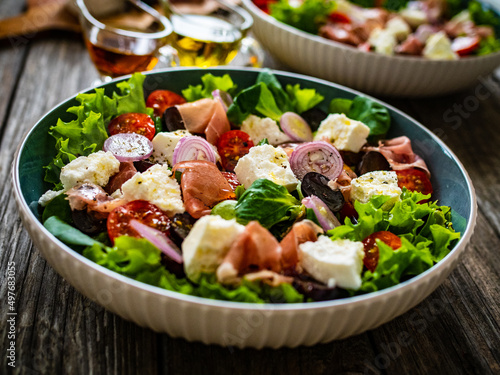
left=244, top=0, right=500, bottom=97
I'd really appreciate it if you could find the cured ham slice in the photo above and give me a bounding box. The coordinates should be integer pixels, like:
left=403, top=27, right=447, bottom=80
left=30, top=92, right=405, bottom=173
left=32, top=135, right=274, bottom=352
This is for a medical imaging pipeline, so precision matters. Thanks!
left=177, top=98, right=216, bottom=134
left=204, top=100, right=231, bottom=145
left=363, top=136, right=430, bottom=176
left=66, top=183, right=126, bottom=214
left=280, top=220, right=321, bottom=271
left=105, top=162, right=137, bottom=194
left=217, top=221, right=283, bottom=284
left=172, top=160, right=236, bottom=219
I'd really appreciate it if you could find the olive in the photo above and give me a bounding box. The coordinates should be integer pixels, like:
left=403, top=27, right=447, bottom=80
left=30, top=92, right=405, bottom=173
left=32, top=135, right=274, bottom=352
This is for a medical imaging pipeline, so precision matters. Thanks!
left=162, top=106, right=185, bottom=132
left=339, top=150, right=363, bottom=168
left=301, top=172, right=345, bottom=213
left=71, top=209, right=106, bottom=235
left=160, top=254, right=185, bottom=278
left=357, top=151, right=390, bottom=176
left=169, top=212, right=197, bottom=248
left=133, top=160, right=155, bottom=173
left=300, top=107, right=328, bottom=132
left=292, top=274, right=349, bottom=301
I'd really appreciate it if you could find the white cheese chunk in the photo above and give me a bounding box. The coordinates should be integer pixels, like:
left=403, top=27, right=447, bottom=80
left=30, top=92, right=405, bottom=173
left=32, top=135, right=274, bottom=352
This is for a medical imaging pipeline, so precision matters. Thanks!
left=313, top=113, right=370, bottom=153
left=423, top=31, right=459, bottom=60
left=38, top=189, right=64, bottom=207
left=350, top=170, right=402, bottom=209
left=299, top=236, right=365, bottom=290
left=234, top=144, right=298, bottom=191
left=385, top=16, right=411, bottom=41
left=182, top=215, right=245, bottom=282
left=151, top=130, right=191, bottom=166
left=121, top=164, right=184, bottom=215
left=241, top=115, right=292, bottom=146
left=368, top=28, right=397, bottom=56
left=400, top=8, right=428, bottom=28
left=60, top=150, right=120, bottom=191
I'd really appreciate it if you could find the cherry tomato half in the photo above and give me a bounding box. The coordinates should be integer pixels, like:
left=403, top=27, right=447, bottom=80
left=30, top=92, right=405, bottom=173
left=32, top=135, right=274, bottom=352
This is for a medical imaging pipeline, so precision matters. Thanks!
left=328, top=11, right=351, bottom=23
left=146, top=90, right=186, bottom=118
left=395, top=168, right=433, bottom=196
left=362, top=231, right=402, bottom=272
left=451, top=36, right=480, bottom=57
left=108, top=113, right=155, bottom=141
left=217, top=130, right=254, bottom=172
left=221, top=171, right=240, bottom=191
left=107, top=200, right=171, bottom=243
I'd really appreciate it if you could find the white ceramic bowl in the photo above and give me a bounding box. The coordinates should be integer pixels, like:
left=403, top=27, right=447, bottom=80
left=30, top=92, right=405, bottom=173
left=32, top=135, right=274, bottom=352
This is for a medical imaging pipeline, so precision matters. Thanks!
left=12, top=67, right=476, bottom=348
left=242, top=0, right=500, bottom=97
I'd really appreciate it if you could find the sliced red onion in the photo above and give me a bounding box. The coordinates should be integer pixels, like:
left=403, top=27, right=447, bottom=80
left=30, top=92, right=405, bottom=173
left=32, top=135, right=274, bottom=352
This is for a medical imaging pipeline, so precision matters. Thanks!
left=289, top=141, right=343, bottom=181
left=212, top=89, right=233, bottom=112
left=280, top=112, right=313, bottom=142
left=172, top=135, right=217, bottom=165
left=302, top=196, right=341, bottom=232
left=129, top=219, right=183, bottom=264
left=103, top=133, right=153, bottom=162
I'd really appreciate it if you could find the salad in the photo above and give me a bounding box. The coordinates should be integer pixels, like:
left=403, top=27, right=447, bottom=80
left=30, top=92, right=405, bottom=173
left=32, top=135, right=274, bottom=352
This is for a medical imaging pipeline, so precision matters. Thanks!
left=254, top=0, right=500, bottom=58
left=39, top=71, right=461, bottom=303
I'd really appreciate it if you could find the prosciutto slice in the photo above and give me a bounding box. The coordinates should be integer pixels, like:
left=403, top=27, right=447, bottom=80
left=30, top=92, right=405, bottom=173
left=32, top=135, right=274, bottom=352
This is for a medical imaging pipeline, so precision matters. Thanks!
left=216, top=221, right=282, bottom=284
left=66, top=183, right=126, bottom=214
left=280, top=220, right=321, bottom=271
left=172, top=160, right=236, bottom=219
left=176, top=99, right=230, bottom=145
left=104, top=162, right=137, bottom=195
left=363, top=136, right=430, bottom=176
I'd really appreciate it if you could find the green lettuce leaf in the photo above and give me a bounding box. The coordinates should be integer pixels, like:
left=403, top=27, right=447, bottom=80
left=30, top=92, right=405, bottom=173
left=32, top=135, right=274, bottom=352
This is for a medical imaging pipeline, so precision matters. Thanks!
left=44, top=216, right=101, bottom=248
left=469, top=1, right=500, bottom=27
left=477, top=36, right=500, bottom=56
left=235, top=179, right=303, bottom=237
left=269, top=0, right=335, bottom=34
left=285, top=83, right=324, bottom=113
left=227, top=82, right=283, bottom=123
left=329, top=98, right=353, bottom=114
left=347, top=96, right=391, bottom=137
left=328, top=190, right=461, bottom=293
left=182, top=73, right=237, bottom=101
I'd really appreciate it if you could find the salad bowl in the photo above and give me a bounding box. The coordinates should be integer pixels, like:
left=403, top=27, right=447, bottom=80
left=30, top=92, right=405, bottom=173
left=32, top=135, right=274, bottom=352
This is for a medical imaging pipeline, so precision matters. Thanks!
left=242, top=0, right=500, bottom=97
left=12, top=67, right=476, bottom=348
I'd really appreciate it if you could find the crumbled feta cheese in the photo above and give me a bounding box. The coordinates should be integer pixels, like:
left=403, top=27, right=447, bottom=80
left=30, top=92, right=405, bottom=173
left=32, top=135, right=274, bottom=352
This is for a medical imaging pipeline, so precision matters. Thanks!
left=234, top=144, right=298, bottom=191
left=241, top=115, right=292, bottom=146
left=385, top=16, right=411, bottom=41
left=423, top=31, right=459, bottom=60
left=121, top=164, right=184, bottom=215
left=60, top=150, right=120, bottom=191
left=38, top=189, right=64, bottom=207
left=400, top=8, right=427, bottom=28
left=151, top=130, right=191, bottom=166
left=299, top=236, right=365, bottom=290
left=350, top=170, right=402, bottom=209
left=368, top=28, right=397, bottom=55
left=182, top=215, right=245, bottom=282
left=313, top=114, right=370, bottom=153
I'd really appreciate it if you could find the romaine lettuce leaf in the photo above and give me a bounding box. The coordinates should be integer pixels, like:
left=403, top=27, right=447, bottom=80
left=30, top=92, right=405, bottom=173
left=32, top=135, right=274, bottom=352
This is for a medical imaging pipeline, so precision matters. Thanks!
left=269, top=0, right=335, bottom=34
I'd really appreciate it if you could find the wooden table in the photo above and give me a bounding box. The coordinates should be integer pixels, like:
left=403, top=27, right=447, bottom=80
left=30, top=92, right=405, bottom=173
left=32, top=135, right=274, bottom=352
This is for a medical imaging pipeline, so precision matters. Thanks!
left=1, top=2, right=500, bottom=373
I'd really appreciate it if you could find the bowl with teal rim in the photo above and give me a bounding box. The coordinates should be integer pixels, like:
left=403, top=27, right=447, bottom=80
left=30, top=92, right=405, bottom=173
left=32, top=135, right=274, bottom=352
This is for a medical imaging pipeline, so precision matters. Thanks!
left=12, top=67, right=476, bottom=348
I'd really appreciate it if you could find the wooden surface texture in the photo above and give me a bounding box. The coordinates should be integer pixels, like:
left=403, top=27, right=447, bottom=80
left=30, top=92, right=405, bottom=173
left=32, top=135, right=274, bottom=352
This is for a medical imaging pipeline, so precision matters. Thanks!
left=0, top=1, right=499, bottom=373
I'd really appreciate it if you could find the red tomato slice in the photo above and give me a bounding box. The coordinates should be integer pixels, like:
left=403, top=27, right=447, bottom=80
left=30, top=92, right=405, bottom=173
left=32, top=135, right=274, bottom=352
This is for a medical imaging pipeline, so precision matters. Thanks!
left=328, top=11, right=351, bottom=23
left=146, top=90, right=187, bottom=118
left=216, top=130, right=254, bottom=172
left=362, top=231, right=402, bottom=272
left=451, top=36, right=480, bottom=57
left=107, top=200, right=171, bottom=244
left=108, top=113, right=155, bottom=141
left=221, top=171, right=240, bottom=191
left=395, top=168, right=433, bottom=196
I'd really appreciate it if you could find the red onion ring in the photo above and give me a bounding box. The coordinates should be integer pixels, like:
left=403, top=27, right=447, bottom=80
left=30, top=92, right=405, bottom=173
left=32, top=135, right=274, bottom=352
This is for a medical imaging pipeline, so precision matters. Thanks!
left=129, top=219, right=183, bottom=264
left=103, top=133, right=153, bottom=162
left=212, top=89, right=233, bottom=112
left=280, top=112, right=313, bottom=142
left=172, top=135, right=217, bottom=165
left=302, top=196, right=341, bottom=232
left=289, top=141, right=343, bottom=181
